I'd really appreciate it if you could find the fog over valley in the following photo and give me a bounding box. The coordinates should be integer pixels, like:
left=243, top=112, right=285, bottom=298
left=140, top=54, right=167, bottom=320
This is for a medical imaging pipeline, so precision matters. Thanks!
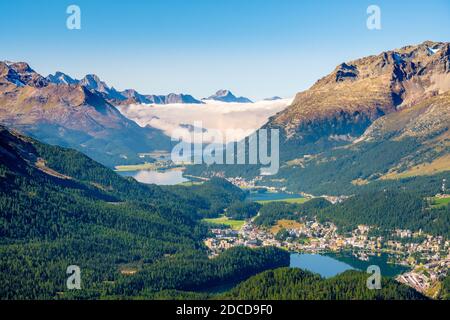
left=117, top=98, right=293, bottom=142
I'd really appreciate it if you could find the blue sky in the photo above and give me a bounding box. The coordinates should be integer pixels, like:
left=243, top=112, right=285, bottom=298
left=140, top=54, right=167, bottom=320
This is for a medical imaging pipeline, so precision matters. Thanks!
left=1, top=0, right=449, bottom=100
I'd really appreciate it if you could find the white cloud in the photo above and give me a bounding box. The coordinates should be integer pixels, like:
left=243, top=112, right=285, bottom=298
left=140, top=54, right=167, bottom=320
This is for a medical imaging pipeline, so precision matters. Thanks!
left=117, top=98, right=292, bottom=142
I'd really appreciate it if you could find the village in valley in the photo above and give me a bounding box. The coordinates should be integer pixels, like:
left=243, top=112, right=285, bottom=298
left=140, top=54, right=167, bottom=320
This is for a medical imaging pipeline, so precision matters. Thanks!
left=204, top=217, right=449, bottom=296
left=203, top=178, right=450, bottom=298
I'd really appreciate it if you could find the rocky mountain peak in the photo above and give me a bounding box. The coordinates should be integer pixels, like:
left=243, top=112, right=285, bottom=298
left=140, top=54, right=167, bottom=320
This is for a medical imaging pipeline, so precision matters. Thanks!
left=0, top=61, right=48, bottom=88
left=215, top=89, right=231, bottom=97
left=268, top=41, right=450, bottom=144
left=80, top=74, right=109, bottom=92
left=0, top=61, right=172, bottom=166
left=206, top=89, right=253, bottom=103
left=9, top=62, right=34, bottom=74
left=47, top=71, right=79, bottom=85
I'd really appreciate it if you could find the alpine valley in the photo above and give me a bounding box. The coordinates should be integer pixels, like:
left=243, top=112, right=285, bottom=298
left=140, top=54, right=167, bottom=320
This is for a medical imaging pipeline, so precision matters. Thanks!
left=187, top=41, right=450, bottom=195
left=0, top=41, right=449, bottom=300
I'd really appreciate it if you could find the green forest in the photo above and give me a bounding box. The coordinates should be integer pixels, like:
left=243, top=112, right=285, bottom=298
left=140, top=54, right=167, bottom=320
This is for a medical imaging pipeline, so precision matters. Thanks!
left=222, top=268, right=428, bottom=300
left=0, top=127, right=287, bottom=299
left=185, top=136, right=450, bottom=197
left=253, top=192, right=449, bottom=238
left=440, top=275, right=450, bottom=300
left=0, top=127, right=445, bottom=300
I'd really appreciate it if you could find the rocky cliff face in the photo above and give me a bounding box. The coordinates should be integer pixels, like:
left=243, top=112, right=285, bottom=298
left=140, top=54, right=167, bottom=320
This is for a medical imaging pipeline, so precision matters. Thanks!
left=252, top=41, right=450, bottom=187
left=267, top=41, right=450, bottom=146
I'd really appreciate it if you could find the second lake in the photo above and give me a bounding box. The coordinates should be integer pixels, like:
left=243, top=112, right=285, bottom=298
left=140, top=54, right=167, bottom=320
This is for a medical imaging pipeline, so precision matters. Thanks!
left=119, top=169, right=189, bottom=185
left=290, top=253, right=409, bottom=278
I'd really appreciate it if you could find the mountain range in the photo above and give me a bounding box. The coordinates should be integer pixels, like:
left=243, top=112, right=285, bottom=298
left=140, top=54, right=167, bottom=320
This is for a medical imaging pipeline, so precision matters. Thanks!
left=46, top=72, right=205, bottom=105
left=1, top=40, right=449, bottom=181
left=0, top=61, right=171, bottom=167
left=0, top=61, right=260, bottom=167
left=187, top=41, right=450, bottom=194
left=46, top=71, right=256, bottom=105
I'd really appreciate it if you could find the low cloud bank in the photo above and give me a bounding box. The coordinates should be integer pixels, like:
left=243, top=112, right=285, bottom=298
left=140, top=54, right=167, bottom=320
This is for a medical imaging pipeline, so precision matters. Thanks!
left=118, top=98, right=292, bottom=142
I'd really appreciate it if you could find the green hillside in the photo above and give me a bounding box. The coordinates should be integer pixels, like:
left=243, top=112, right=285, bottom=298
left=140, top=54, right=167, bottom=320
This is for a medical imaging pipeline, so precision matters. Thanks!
left=222, top=268, right=428, bottom=300
left=0, top=126, right=433, bottom=300
left=0, top=126, right=285, bottom=299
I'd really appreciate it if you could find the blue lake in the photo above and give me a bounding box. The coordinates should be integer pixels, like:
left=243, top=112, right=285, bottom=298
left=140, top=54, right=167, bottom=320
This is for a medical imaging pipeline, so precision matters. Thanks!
left=290, top=254, right=354, bottom=278
left=119, top=169, right=189, bottom=185
left=290, top=253, right=408, bottom=278
left=246, top=192, right=303, bottom=202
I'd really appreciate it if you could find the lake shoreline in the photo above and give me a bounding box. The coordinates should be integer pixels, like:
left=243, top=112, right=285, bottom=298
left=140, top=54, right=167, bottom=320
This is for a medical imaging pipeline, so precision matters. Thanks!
left=289, top=251, right=410, bottom=279
left=118, top=167, right=190, bottom=185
